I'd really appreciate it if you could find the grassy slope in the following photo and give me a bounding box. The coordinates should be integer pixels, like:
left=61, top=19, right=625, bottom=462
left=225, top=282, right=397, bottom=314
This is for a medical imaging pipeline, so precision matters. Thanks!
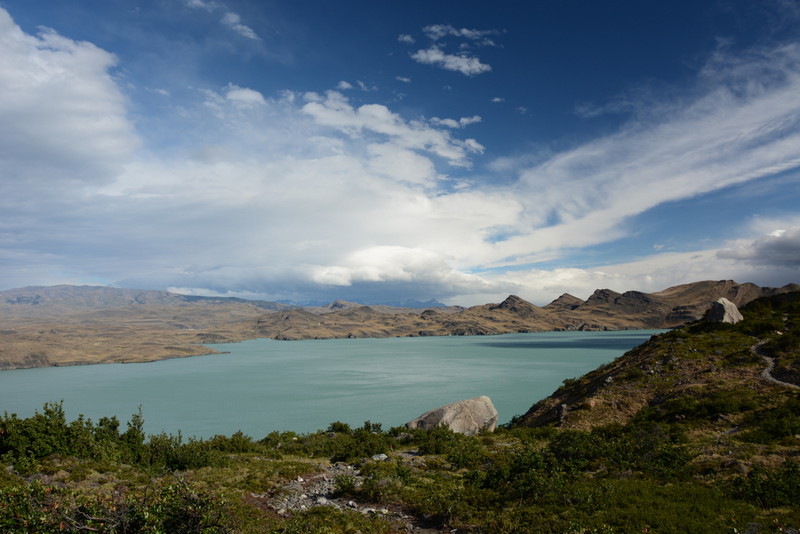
left=1, top=292, right=799, bottom=533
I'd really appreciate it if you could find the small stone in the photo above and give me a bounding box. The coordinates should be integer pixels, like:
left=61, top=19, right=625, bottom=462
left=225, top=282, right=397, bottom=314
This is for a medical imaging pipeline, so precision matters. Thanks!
left=371, top=453, right=388, bottom=461
left=316, top=496, right=329, bottom=505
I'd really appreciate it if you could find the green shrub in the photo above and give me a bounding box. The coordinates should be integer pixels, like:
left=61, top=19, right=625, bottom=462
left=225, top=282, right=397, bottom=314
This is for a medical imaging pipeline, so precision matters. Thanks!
left=325, top=421, right=352, bottom=434
left=742, top=394, right=800, bottom=444
left=275, top=506, right=392, bottom=533
left=412, top=425, right=461, bottom=456
left=332, top=474, right=357, bottom=497
left=639, top=389, right=758, bottom=424
left=729, top=461, right=800, bottom=508
left=205, top=431, right=264, bottom=454
left=269, top=421, right=393, bottom=462
left=0, top=478, right=230, bottom=533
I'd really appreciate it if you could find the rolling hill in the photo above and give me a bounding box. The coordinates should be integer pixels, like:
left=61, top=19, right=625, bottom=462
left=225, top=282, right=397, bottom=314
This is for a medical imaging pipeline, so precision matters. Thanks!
left=0, top=280, right=797, bottom=369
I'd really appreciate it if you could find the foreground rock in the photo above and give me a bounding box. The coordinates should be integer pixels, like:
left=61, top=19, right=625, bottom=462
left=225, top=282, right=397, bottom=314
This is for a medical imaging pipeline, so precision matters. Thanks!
left=406, top=396, right=498, bottom=435
left=707, top=297, right=744, bottom=324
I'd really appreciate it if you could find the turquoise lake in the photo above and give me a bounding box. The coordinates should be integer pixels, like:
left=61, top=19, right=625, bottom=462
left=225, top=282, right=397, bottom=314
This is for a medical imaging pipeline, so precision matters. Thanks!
left=0, top=330, right=661, bottom=438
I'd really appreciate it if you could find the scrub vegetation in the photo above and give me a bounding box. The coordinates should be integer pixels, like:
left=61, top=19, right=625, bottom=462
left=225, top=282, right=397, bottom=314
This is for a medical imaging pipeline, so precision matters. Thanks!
left=1, top=293, right=799, bottom=533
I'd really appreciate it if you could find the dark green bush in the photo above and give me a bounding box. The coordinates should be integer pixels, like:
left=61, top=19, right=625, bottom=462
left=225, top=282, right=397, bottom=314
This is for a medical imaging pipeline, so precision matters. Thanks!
left=269, top=421, right=393, bottom=462
left=0, top=404, right=231, bottom=473
left=729, top=461, right=800, bottom=508
left=275, top=506, right=392, bottom=533
left=412, top=425, right=463, bottom=456
left=742, top=394, right=800, bottom=444
left=146, top=433, right=228, bottom=472
left=0, top=478, right=230, bottom=533
left=205, top=431, right=264, bottom=454
left=638, top=389, right=758, bottom=424
left=326, top=421, right=352, bottom=434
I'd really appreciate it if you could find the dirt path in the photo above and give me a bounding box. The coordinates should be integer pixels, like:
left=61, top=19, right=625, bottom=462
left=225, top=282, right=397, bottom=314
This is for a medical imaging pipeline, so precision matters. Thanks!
left=753, top=340, right=800, bottom=390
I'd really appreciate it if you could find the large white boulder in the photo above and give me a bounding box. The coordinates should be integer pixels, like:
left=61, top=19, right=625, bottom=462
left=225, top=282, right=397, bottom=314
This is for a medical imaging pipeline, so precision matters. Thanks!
left=405, top=396, right=498, bottom=436
left=708, top=298, right=744, bottom=324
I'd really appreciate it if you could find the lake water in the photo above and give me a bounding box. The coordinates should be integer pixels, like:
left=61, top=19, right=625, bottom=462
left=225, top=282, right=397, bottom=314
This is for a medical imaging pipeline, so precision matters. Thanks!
left=0, top=330, right=661, bottom=438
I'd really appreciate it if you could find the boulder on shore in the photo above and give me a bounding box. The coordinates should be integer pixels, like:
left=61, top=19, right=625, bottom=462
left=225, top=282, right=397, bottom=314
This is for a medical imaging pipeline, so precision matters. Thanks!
left=707, top=297, right=744, bottom=324
left=405, top=396, right=498, bottom=436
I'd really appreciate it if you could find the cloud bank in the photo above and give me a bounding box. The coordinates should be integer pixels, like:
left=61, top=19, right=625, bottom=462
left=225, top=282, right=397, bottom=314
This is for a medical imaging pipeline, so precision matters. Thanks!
left=0, top=7, right=798, bottom=306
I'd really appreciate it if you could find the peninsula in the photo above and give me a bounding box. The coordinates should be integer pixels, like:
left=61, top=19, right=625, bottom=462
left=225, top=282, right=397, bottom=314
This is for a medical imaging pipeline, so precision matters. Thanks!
left=0, top=280, right=797, bottom=370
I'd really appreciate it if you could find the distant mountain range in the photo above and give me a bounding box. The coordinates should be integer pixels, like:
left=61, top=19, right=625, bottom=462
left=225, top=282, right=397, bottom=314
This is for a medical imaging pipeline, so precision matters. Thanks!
left=0, top=280, right=797, bottom=369
left=0, top=284, right=294, bottom=317
left=252, top=280, right=800, bottom=340
left=276, top=297, right=448, bottom=308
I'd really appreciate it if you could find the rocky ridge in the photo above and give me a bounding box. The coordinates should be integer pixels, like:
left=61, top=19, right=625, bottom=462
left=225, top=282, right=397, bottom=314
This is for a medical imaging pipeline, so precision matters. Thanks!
left=516, top=291, right=800, bottom=431
left=0, top=280, right=798, bottom=370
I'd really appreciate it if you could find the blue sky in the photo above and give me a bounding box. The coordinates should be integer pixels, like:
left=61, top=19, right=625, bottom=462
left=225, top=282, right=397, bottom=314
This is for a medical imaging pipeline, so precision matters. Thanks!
left=1, top=0, right=799, bottom=305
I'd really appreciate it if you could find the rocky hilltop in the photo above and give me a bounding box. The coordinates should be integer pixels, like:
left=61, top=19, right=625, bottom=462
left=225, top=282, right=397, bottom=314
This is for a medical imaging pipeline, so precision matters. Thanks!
left=253, top=280, right=799, bottom=340
left=0, top=280, right=797, bottom=369
left=516, top=291, right=800, bottom=431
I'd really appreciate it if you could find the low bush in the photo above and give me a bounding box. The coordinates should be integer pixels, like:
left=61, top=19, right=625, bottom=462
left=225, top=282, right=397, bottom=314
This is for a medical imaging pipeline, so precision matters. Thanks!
left=0, top=478, right=230, bottom=533
left=729, top=461, right=800, bottom=508
left=636, top=388, right=758, bottom=424
left=275, top=506, right=393, bottom=533
left=742, top=394, right=800, bottom=444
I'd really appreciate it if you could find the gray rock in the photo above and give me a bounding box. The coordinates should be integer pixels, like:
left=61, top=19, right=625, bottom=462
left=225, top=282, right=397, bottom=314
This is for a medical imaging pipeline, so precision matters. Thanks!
left=707, top=298, right=744, bottom=324
left=405, top=395, right=498, bottom=435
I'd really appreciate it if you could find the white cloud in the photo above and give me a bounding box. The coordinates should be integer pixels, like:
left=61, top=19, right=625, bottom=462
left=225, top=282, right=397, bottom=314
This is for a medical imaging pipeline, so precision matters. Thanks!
left=485, top=42, right=800, bottom=266
left=405, top=23, right=498, bottom=76
left=718, top=227, right=800, bottom=267
left=429, top=115, right=482, bottom=129
left=224, top=84, right=266, bottom=107
left=221, top=12, right=260, bottom=40
left=185, top=0, right=259, bottom=40
left=336, top=80, right=353, bottom=90
left=422, top=24, right=499, bottom=46
left=411, top=46, right=491, bottom=76
left=366, top=143, right=438, bottom=186
left=300, top=90, right=484, bottom=165
left=185, top=0, right=220, bottom=11
left=0, top=8, right=138, bottom=193
left=396, top=76, right=411, bottom=83
left=310, top=246, right=502, bottom=297
left=397, top=34, right=415, bottom=45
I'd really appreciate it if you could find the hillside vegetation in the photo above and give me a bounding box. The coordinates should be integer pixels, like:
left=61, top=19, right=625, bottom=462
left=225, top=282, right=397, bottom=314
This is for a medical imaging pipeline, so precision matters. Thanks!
left=1, top=292, right=799, bottom=532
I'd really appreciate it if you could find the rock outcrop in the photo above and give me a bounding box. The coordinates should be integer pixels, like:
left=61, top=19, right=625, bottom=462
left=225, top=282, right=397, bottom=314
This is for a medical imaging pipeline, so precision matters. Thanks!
left=707, top=297, right=744, bottom=324
left=489, top=295, right=541, bottom=318
left=405, top=396, right=498, bottom=436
